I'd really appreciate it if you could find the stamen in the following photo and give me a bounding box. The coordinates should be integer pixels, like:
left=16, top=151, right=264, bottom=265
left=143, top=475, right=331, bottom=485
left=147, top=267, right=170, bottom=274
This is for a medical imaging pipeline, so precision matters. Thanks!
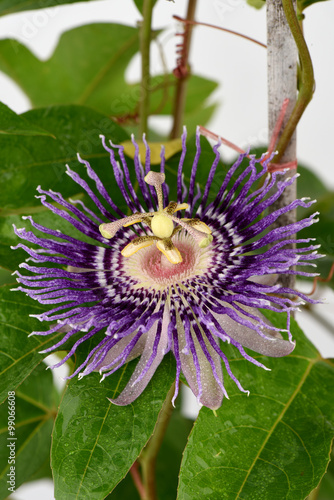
left=156, top=239, right=183, bottom=264
left=181, top=218, right=212, bottom=234
left=164, top=201, right=189, bottom=214
left=121, top=236, right=157, bottom=257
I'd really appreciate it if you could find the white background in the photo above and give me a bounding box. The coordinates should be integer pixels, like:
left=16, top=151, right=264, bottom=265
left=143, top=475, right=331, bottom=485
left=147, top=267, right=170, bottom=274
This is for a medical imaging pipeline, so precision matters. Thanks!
left=1, top=0, right=333, bottom=498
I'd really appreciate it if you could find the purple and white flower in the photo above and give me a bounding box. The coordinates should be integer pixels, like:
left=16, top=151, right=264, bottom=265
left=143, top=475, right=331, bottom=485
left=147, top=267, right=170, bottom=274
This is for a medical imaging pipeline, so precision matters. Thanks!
left=12, top=129, right=320, bottom=409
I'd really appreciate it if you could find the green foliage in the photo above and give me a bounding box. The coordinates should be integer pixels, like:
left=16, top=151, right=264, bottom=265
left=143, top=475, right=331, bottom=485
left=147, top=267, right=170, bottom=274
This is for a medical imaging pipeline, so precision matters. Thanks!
left=0, top=24, right=217, bottom=136
left=51, top=352, right=176, bottom=500
left=0, top=105, right=129, bottom=272
left=298, top=0, right=331, bottom=12
left=247, top=0, right=265, bottom=9
left=0, top=102, right=53, bottom=137
left=107, top=401, right=194, bottom=500
left=0, top=1, right=332, bottom=497
left=246, top=0, right=330, bottom=11
left=178, top=312, right=334, bottom=499
left=0, top=0, right=97, bottom=16
left=0, top=364, right=58, bottom=498
left=0, top=284, right=62, bottom=404
left=0, top=24, right=140, bottom=113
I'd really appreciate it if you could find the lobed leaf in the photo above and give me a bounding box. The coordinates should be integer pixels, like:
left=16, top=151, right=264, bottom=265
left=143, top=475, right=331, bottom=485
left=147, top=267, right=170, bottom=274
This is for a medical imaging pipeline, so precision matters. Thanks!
left=0, top=25, right=218, bottom=129
left=178, top=312, right=334, bottom=499
left=0, top=24, right=139, bottom=112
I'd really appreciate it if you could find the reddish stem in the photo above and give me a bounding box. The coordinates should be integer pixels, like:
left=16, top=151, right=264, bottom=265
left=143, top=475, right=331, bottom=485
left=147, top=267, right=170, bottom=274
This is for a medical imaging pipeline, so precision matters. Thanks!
left=173, top=15, right=266, bottom=49
left=130, top=461, right=146, bottom=500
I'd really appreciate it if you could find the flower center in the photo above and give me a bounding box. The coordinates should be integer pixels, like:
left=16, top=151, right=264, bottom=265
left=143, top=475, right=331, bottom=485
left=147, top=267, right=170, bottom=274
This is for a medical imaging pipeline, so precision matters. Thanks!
left=99, top=170, right=213, bottom=265
left=123, top=232, right=212, bottom=290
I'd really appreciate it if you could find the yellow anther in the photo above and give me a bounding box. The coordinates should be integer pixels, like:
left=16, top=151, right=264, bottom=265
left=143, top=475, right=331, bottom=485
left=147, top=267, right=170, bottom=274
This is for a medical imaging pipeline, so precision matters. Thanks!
left=123, top=218, right=144, bottom=227
left=121, top=236, right=155, bottom=257
left=164, top=202, right=189, bottom=214
left=156, top=239, right=183, bottom=264
left=182, top=218, right=212, bottom=234
left=151, top=214, right=174, bottom=239
left=174, top=203, right=189, bottom=212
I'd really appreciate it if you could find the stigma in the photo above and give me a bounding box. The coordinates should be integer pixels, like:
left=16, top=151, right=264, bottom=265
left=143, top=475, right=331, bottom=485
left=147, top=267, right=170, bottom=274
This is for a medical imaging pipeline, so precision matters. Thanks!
left=99, top=170, right=212, bottom=264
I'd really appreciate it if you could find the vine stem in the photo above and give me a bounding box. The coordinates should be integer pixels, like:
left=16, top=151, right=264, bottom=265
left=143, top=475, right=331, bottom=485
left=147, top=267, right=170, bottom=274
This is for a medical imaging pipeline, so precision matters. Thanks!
left=267, top=0, right=296, bottom=291
left=170, top=0, right=198, bottom=139
left=274, top=0, right=315, bottom=163
left=139, top=382, right=176, bottom=500
left=139, top=0, right=155, bottom=137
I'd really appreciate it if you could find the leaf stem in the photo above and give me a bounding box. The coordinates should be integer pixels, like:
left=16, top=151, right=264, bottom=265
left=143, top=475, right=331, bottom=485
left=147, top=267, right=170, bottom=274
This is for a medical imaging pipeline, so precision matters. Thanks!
left=274, top=0, right=314, bottom=163
left=170, top=0, right=198, bottom=139
left=139, top=0, right=155, bottom=137
left=139, top=382, right=175, bottom=500
left=130, top=461, right=146, bottom=500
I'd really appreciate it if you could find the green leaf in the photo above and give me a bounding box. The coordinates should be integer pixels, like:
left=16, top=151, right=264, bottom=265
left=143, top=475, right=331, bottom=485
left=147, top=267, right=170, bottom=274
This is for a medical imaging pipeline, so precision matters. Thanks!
left=133, top=0, right=159, bottom=14
left=0, top=284, right=66, bottom=404
left=245, top=0, right=330, bottom=12
left=298, top=0, right=330, bottom=12
left=51, top=352, right=176, bottom=500
left=0, top=102, right=53, bottom=137
left=107, top=402, right=193, bottom=500
left=246, top=0, right=265, bottom=8
left=178, top=313, right=334, bottom=499
left=0, top=27, right=218, bottom=125
left=0, top=24, right=140, bottom=111
left=0, top=105, right=129, bottom=210
left=0, top=105, right=129, bottom=271
left=0, top=364, right=57, bottom=498
left=0, top=0, right=100, bottom=17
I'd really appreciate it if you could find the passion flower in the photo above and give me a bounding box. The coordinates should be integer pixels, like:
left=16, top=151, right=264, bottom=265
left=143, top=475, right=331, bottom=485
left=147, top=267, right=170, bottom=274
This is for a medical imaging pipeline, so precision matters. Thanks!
left=12, top=129, right=320, bottom=409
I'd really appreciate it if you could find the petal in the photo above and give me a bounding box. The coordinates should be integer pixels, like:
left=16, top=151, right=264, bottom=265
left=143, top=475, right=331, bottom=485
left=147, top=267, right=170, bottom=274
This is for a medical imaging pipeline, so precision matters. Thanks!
left=175, top=311, right=224, bottom=410
left=95, top=330, right=147, bottom=373
left=110, top=306, right=170, bottom=405
left=249, top=274, right=278, bottom=286
left=211, top=307, right=295, bottom=357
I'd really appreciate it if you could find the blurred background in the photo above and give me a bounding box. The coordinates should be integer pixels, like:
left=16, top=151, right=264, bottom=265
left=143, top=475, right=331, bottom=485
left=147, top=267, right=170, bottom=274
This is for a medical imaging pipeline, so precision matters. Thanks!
left=1, top=0, right=333, bottom=497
